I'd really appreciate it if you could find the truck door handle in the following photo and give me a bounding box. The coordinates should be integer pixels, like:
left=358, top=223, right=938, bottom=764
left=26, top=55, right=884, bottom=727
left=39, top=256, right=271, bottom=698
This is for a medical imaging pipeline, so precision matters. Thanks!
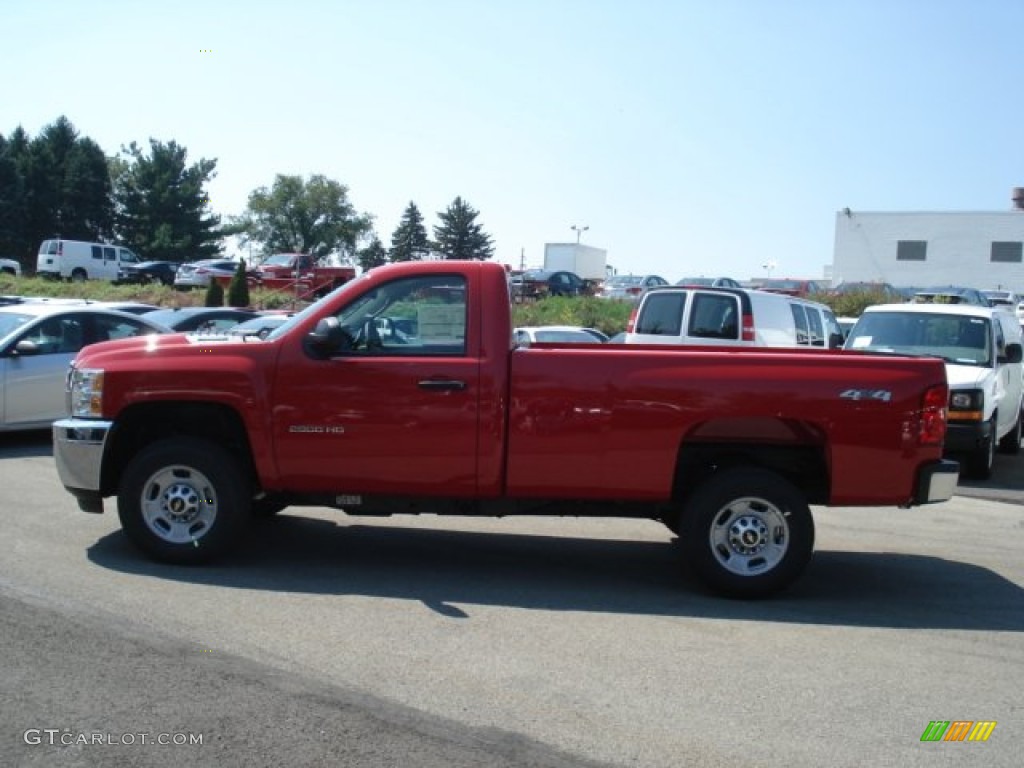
left=418, top=379, right=466, bottom=391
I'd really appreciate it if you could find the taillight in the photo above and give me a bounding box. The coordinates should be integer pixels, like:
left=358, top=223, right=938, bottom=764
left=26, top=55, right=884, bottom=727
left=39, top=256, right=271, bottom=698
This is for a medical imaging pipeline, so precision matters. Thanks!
left=627, top=287, right=642, bottom=295
left=626, top=306, right=639, bottom=333
left=919, top=384, right=948, bottom=445
left=741, top=312, right=755, bottom=341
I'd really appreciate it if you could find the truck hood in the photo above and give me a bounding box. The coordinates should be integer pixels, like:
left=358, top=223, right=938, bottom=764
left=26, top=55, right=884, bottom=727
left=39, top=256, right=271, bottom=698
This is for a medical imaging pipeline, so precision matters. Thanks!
left=73, top=331, right=272, bottom=370
left=944, top=362, right=992, bottom=390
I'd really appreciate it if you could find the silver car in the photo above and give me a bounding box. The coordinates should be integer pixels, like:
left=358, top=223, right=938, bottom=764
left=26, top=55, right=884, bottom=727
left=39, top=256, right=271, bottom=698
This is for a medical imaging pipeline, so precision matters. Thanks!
left=0, top=304, right=167, bottom=431
left=173, top=259, right=242, bottom=289
left=597, top=274, right=669, bottom=301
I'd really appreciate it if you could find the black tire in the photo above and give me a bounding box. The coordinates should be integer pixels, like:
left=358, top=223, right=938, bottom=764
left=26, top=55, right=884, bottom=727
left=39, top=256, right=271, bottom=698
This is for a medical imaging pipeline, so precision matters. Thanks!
left=998, top=409, right=1022, bottom=455
left=117, top=437, right=250, bottom=564
left=966, top=419, right=997, bottom=479
left=679, top=467, right=814, bottom=599
left=70, top=268, right=87, bottom=282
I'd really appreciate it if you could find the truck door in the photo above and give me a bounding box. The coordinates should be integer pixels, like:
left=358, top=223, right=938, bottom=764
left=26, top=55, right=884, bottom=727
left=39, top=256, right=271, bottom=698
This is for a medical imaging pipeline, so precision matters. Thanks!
left=271, top=272, right=481, bottom=496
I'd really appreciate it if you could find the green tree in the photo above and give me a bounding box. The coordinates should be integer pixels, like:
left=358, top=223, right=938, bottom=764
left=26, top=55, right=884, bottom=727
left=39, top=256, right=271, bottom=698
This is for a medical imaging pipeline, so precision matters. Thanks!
left=227, top=259, right=250, bottom=307
left=235, top=174, right=373, bottom=263
left=357, top=234, right=389, bottom=272
left=204, top=277, right=224, bottom=307
left=389, top=201, right=430, bottom=261
left=433, top=196, right=494, bottom=260
left=112, top=139, right=221, bottom=262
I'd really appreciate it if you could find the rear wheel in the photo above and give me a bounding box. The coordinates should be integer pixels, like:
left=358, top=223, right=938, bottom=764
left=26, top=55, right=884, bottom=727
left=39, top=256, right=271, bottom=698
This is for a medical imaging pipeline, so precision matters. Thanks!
left=70, top=268, right=87, bottom=282
left=680, top=468, right=814, bottom=598
left=117, top=437, right=250, bottom=563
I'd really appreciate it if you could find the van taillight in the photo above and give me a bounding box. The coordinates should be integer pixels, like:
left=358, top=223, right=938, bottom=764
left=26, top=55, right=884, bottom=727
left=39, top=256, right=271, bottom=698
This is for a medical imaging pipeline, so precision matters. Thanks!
left=626, top=306, right=639, bottom=333
left=919, top=384, right=948, bottom=445
left=741, top=313, right=755, bottom=341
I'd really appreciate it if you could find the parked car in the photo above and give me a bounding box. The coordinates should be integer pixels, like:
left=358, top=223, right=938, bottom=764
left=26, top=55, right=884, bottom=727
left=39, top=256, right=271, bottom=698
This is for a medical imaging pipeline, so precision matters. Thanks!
left=981, top=289, right=1019, bottom=309
left=0, top=257, right=21, bottom=276
left=514, top=326, right=607, bottom=344
left=597, top=274, right=669, bottom=301
left=625, top=285, right=843, bottom=348
left=911, top=286, right=991, bottom=307
left=173, top=259, right=248, bottom=290
left=675, top=276, right=742, bottom=289
left=116, top=260, right=179, bottom=286
left=844, top=302, right=1023, bottom=479
left=0, top=304, right=167, bottom=430
left=754, top=278, right=828, bottom=297
left=511, top=269, right=589, bottom=299
left=142, top=307, right=261, bottom=333
left=225, top=313, right=293, bottom=340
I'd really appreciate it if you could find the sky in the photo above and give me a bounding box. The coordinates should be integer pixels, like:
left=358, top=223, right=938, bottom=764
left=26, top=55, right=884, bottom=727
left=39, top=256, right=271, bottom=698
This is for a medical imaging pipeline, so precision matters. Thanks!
left=3, top=0, right=1022, bottom=282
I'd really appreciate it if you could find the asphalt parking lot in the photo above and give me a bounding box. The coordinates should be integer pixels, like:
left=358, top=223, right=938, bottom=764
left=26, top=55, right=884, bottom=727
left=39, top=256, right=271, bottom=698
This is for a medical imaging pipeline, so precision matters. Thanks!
left=1, top=430, right=1021, bottom=768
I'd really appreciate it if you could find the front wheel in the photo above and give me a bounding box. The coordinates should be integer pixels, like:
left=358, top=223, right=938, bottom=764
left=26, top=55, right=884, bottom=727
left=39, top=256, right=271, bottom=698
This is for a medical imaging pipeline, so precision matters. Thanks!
left=117, top=438, right=250, bottom=564
left=966, top=418, right=997, bottom=479
left=998, top=409, right=1022, bottom=455
left=680, top=468, right=814, bottom=598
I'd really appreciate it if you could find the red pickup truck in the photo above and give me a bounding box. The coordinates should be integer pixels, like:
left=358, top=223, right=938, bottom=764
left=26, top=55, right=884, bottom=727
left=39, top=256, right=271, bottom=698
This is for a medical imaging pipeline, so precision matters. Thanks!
left=216, top=252, right=356, bottom=300
left=53, top=260, right=958, bottom=597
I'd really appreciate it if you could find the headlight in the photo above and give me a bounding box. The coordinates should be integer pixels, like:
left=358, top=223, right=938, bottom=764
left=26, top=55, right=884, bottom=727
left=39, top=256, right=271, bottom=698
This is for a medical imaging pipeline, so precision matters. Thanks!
left=68, top=367, right=105, bottom=418
left=948, top=389, right=983, bottom=420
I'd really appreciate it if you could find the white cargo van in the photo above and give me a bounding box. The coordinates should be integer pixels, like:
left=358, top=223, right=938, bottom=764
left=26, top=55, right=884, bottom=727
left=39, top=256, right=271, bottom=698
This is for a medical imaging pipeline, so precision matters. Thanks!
left=624, top=286, right=844, bottom=349
left=845, top=303, right=1024, bottom=479
left=36, top=239, right=141, bottom=282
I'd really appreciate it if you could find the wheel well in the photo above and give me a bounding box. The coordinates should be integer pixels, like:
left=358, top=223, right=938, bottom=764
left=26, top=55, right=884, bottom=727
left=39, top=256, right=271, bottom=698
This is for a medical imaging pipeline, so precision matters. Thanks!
left=101, top=402, right=256, bottom=496
left=671, top=441, right=829, bottom=507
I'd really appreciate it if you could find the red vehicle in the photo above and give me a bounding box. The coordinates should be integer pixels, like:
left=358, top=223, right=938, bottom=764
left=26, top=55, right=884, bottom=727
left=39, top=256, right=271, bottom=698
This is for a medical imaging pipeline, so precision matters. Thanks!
left=755, top=278, right=828, bottom=298
left=215, top=253, right=356, bottom=300
left=53, top=261, right=958, bottom=597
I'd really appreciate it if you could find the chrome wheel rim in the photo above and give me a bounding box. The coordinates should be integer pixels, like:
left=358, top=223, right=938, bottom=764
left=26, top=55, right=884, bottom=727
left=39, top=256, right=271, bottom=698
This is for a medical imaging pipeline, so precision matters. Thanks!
left=708, top=497, right=790, bottom=576
left=139, top=464, right=218, bottom=544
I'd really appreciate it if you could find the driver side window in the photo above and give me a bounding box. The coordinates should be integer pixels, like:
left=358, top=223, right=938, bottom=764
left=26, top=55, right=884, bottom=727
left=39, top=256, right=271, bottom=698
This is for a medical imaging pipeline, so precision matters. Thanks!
left=334, top=274, right=467, bottom=356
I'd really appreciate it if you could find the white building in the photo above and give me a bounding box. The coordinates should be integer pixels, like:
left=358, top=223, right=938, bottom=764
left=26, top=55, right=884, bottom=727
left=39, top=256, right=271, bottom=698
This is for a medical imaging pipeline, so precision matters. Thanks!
left=832, top=189, right=1024, bottom=292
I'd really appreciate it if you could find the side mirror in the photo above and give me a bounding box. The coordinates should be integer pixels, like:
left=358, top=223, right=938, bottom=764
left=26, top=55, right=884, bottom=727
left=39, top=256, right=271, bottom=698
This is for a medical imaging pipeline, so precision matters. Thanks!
left=828, top=332, right=844, bottom=349
left=1001, top=342, right=1022, bottom=364
left=305, top=317, right=347, bottom=358
left=12, top=340, right=42, bottom=357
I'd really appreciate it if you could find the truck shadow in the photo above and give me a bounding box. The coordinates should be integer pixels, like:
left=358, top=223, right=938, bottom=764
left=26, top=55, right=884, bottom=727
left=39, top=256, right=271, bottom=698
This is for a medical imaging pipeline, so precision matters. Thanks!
left=86, top=512, right=1024, bottom=632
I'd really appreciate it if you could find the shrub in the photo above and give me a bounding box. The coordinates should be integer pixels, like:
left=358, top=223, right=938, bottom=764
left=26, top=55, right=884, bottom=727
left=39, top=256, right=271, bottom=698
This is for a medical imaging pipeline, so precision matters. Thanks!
left=227, top=259, right=251, bottom=308
left=204, top=278, right=224, bottom=307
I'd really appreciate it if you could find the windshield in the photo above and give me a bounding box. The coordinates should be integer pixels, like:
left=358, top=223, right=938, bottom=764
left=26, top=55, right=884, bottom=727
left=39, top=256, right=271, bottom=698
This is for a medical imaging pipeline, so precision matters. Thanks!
left=845, top=311, right=992, bottom=366
left=262, top=254, right=294, bottom=267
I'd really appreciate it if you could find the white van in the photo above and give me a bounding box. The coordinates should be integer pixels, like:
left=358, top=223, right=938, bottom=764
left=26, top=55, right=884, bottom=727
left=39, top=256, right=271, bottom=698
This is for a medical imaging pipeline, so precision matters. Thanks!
left=845, top=303, right=1024, bottom=479
left=36, top=239, right=141, bottom=282
left=624, top=286, right=844, bottom=348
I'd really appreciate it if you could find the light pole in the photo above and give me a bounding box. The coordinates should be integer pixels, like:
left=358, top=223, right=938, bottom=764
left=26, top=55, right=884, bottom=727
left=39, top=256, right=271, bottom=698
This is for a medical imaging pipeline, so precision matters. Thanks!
left=762, top=260, right=777, bottom=279
left=571, top=224, right=589, bottom=244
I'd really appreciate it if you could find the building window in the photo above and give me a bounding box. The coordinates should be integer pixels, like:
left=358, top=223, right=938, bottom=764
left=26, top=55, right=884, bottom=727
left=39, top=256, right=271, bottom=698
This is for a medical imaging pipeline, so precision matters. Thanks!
left=991, top=241, right=1023, bottom=263
left=896, top=240, right=927, bottom=261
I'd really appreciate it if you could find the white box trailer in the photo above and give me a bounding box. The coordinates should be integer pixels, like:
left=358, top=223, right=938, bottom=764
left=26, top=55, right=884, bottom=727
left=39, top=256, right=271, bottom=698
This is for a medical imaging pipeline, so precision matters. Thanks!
left=543, top=243, right=607, bottom=280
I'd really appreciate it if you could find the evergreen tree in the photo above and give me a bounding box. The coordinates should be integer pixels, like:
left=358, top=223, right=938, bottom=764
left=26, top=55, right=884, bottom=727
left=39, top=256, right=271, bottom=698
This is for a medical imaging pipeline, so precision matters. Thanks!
left=204, top=277, right=224, bottom=307
left=0, top=117, right=113, bottom=264
left=227, top=259, right=250, bottom=307
left=112, top=139, right=221, bottom=262
left=357, top=235, right=389, bottom=271
left=433, top=196, right=494, bottom=260
left=389, top=201, right=430, bottom=261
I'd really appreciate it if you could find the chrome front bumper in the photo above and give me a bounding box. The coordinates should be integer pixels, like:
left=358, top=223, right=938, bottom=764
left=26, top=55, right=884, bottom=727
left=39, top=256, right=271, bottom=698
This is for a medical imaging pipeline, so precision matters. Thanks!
left=52, top=418, right=113, bottom=513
